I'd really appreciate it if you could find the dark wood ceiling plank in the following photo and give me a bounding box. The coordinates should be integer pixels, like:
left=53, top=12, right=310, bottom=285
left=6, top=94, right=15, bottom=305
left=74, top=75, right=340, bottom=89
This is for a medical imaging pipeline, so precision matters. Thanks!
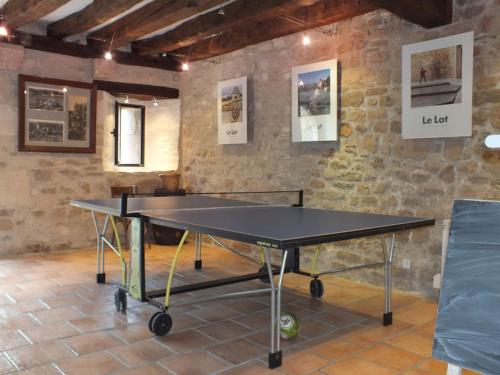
left=47, top=0, right=143, bottom=39
left=172, top=0, right=378, bottom=61
left=133, top=0, right=323, bottom=55
left=8, top=32, right=181, bottom=71
left=0, top=0, right=71, bottom=29
left=94, top=80, right=179, bottom=99
left=88, top=0, right=226, bottom=49
left=371, top=0, right=453, bottom=28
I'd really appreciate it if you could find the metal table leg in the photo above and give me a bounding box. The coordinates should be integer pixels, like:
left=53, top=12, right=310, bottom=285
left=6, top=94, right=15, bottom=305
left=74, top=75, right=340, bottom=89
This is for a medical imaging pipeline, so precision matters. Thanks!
left=382, top=233, right=395, bottom=326
left=264, top=248, right=288, bottom=369
left=91, top=211, right=109, bottom=284
left=194, top=232, right=202, bottom=270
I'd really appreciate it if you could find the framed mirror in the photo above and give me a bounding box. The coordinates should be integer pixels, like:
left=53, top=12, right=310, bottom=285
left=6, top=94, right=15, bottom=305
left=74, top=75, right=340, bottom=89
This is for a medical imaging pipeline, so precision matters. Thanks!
left=114, top=102, right=145, bottom=166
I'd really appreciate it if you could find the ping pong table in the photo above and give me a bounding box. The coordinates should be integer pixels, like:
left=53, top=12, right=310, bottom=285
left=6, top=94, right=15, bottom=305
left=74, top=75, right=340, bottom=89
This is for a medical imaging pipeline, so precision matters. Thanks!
left=71, top=194, right=435, bottom=369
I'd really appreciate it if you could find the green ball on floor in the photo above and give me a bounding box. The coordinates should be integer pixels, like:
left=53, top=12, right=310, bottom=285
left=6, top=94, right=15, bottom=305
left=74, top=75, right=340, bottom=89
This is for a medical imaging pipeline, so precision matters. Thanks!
left=280, top=312, right=300, bottom=340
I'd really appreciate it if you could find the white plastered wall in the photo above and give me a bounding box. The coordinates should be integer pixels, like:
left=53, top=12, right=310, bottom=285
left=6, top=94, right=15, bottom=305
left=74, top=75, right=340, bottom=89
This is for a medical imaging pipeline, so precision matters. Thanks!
left=100, top=91, right=181, bottom=172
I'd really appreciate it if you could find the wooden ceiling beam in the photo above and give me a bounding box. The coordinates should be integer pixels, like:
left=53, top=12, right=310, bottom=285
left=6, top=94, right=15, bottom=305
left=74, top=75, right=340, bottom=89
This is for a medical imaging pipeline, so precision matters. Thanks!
left=47, top=0, right=143, bottom=39
left=0, top=0, right=71, bottom=29
left=371, top=0, right=452, bottom=28
left=87, top=0, right=226, bottom=50
left=171, top=0, right=378, bottom=61
left=8, top=32, right=182, bottom=71
left=94, top=80, right=179, bottom=99
left=132, top=0, right=323, bottom=56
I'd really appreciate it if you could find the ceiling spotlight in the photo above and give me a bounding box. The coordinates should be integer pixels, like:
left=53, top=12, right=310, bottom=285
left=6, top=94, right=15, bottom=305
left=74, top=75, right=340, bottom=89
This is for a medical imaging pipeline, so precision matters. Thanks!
left=302, top=35, right=311, bottom=46
left=0, top=25, right=8, bottom=37
left=153, top=98, right=158, bottom=106
left=217, top=7, right=225, bottom=15
left=0, top=15, right=8, bottom=37
left=62, top=87, right=68, bottom=93
left=124, top=95, right=129, bottom=104
left=182, top=62, right=189, bottom=71
left=104, top=51, right=113, bottom=60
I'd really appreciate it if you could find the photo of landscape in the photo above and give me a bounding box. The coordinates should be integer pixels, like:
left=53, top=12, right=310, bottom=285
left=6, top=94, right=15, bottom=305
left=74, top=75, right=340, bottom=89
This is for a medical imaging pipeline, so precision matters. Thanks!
left=410, top=45, right=463, bottom=108
left=28, top=87, right=64, bottom=111
left=28, top=120, right=64, bottom=142
left=297, top=68, right=331, bottom=117
left=220, top=84, right=243, bottom=124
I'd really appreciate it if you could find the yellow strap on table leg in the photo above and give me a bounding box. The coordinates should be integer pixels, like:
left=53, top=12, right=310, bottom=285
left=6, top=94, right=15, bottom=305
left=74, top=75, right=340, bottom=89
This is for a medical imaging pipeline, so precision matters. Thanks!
left=164, top=230, right=190, bottom=307
left=311, top=246, right=321, bottom=276
left=259, top=247, right=265, bottom=265
left=110, top=216, right=127, bottom=287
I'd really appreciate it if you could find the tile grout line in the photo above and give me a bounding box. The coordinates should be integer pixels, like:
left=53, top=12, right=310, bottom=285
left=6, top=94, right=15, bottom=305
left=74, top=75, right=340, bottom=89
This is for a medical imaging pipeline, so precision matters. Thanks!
left=2, top=352, right=20, bottom=372
left=52, top=362, right=67, bottom=375
left=16, top=328, right=33, bottom=345
left=105, top=347, right=132, bottom=368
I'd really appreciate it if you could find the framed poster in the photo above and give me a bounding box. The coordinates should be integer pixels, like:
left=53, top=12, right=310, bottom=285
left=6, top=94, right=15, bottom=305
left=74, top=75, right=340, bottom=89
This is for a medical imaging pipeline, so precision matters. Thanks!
left=292, top=59, right=337, bottom=142
left=18, top=75, right=97, bottom=153
left=217, top=76, right=247, bottom=144
left=402, top=32, right=473, bottom=139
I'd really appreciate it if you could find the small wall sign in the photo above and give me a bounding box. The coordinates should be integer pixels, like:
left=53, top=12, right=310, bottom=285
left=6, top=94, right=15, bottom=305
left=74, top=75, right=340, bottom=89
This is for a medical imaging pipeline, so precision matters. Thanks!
left=217, top=76, right=247, bottom=145
left=291, top=59, right=338, bottom=142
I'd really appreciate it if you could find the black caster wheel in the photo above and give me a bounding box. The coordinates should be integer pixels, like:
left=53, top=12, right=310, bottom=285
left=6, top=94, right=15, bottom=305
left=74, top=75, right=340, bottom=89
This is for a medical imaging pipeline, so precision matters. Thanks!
left=149, top=312, right=172, bottom=336
left=310, top=279, right=324, bottom=298
left=149, top=311, right=163, bottom=333
left=114, top=289, right=127, bottom=312
left=259, top=265, right=270, bottom=284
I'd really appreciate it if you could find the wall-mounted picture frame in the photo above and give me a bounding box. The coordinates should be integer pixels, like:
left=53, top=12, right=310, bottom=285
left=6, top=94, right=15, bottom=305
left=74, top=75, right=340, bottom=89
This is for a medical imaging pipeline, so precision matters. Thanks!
left=217, top=76, right=247, bottom=145
left=402, top=31, right=473, bottom=139
left=291, top=59, right=338, bottom=142
left=18, top=75, right=97, bottom=153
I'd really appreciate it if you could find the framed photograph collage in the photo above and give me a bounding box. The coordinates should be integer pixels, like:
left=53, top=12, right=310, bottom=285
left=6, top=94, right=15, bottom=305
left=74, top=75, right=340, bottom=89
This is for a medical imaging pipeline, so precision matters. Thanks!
left=18, top=75, right=97, bottom=153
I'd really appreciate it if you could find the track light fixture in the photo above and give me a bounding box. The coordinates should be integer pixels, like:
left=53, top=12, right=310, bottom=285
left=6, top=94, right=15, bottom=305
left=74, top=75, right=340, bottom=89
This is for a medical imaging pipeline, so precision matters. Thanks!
left=104, top=33, right=115, bottom=61
left=217, top=6, right=225, bottom=15
left=153, top=98, right=158, bottom=106
left=302, top=35, right=311, bottom=46
left=182, top=62, right=189, bottom=71
left=124, top=95, right=129, bottom=104
left=0, top=15, right=9, bottom=37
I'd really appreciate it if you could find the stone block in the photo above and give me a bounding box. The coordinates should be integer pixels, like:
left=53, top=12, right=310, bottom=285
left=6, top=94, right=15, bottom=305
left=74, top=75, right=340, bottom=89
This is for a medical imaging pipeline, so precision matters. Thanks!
left=0, top=171, right=31, bottom=208
left=0, top=219, right=13, bottom=231
left=367, top=108, right=386, bottom=120
left=342, top=91, right=364, bottom=107
left=439, top=166, right=456, bottom=184
left=340, top=124, right=353, bottom=137
left=0, top=44, right=24, bottom=70
left=443, top=139, right=465, bottom=160
left=0, top=209, right=14, bottom=217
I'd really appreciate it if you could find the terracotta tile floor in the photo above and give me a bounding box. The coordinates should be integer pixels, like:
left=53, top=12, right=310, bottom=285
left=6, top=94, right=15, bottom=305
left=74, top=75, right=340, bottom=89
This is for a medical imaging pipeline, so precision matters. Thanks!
left=0, top=243, right=480, bottom=375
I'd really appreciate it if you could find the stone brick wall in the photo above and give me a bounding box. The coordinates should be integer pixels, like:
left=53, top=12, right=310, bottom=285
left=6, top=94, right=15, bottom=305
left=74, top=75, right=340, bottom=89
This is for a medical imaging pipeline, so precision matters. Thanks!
left=180, top=0, right=499, bottom=296
left=0, top=47, right=180, bottom=255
